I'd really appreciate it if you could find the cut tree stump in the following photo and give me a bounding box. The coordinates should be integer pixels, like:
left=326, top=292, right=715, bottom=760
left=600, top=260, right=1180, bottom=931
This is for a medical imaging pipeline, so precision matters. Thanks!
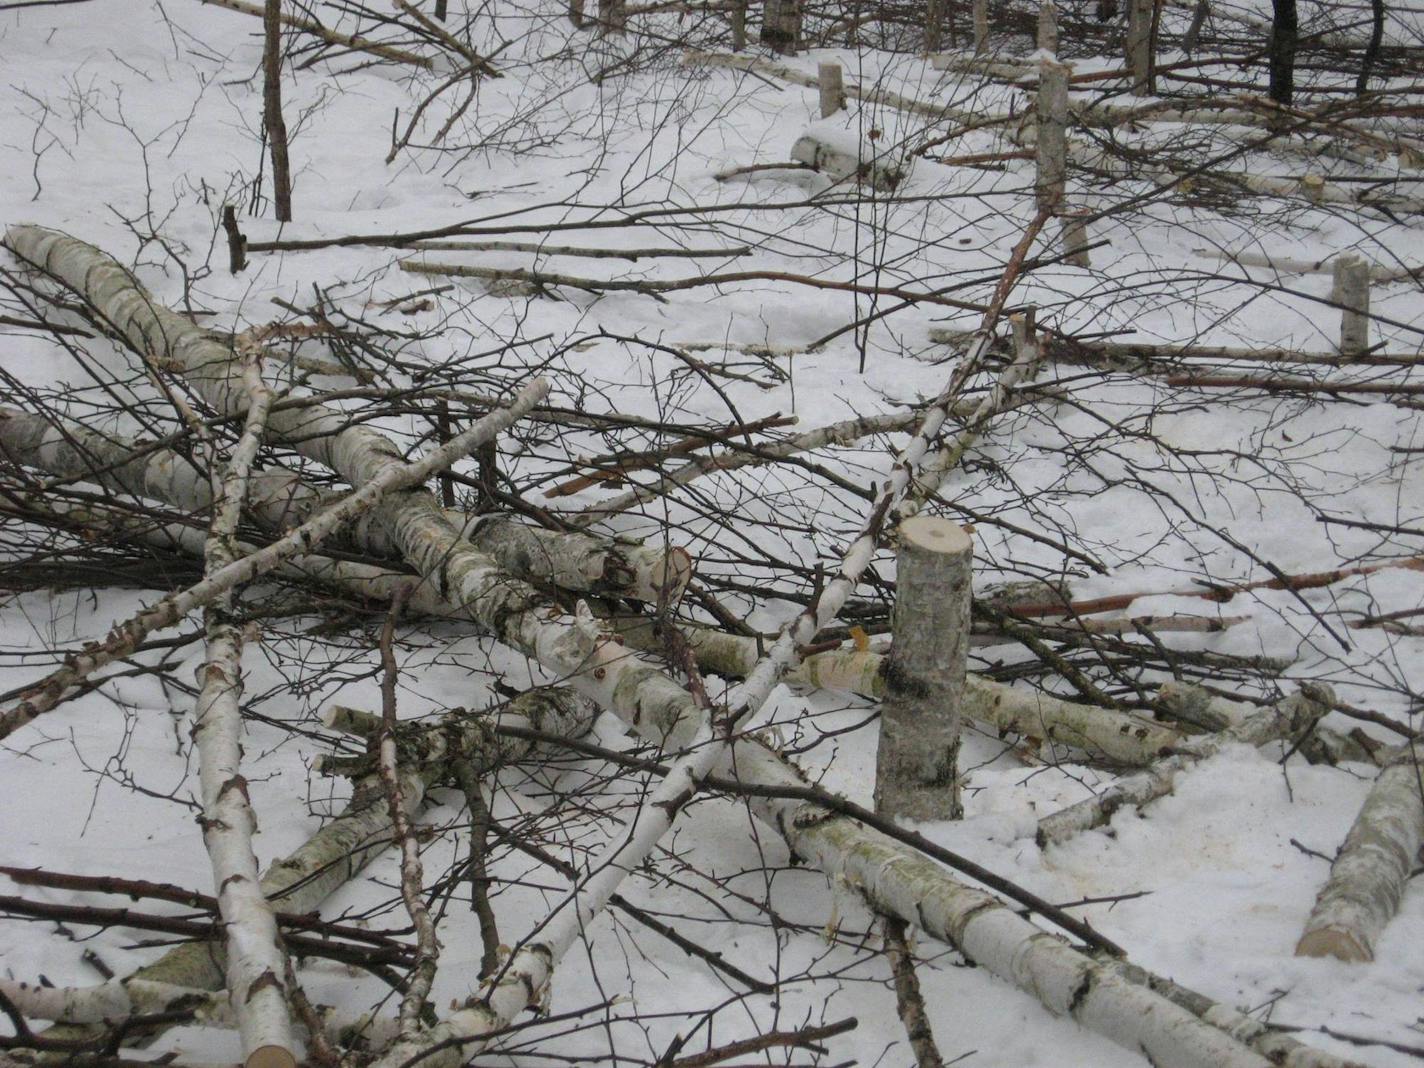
left=875, top=517, right=973, bottom=821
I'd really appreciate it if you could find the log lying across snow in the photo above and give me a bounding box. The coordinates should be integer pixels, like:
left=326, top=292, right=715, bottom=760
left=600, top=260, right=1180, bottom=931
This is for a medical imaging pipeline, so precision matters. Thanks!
left=607, top=621, right=1186, bottom=766
left=0, top=406, right=691, bottom=605
left=1296, top=742, right=1424, bottom=962
left=790, top=118, right=911, bottom=191
left=3, top=225, right=702, bottom=747
left=1037, top=685, right=1338, bottom=847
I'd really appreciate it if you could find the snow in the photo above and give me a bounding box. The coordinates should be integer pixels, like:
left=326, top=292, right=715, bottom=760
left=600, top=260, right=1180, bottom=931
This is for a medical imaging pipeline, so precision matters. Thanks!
left=1, top=1, right=1422, bottom=1067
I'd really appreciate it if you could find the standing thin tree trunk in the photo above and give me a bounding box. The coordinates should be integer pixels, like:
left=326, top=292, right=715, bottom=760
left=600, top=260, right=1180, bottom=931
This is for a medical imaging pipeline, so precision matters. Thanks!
left=1356, top=0, right=1385, bottom=95
left=760, top=0, right=800, bottom=54
left=263, top=0, right=293, bottom=221
left=435, top=0, right=447, bottom=17
left=1268, top=0, right=1297, bottom=104
left=1182, top=0, right=1208, bottom=54
left=1125, top=0, right=1154, bottom=94
left=925, top=0, right=943, bottom=52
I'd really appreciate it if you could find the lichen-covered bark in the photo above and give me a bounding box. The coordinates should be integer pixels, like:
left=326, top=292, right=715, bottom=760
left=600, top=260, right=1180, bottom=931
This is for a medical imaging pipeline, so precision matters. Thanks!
left=609, top=622, right=1183, bottom=766
left=1296, top=742, right=1424, bottom=962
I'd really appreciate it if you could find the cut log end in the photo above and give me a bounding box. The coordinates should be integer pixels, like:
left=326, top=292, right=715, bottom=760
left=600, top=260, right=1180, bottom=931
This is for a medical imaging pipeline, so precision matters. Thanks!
left=320, top=704, right=383, bottom=738
left=246, top=1045, right=299, bottom=1068
left=898, top=515, right=973, bottom=557
left=1295, top=926, right=1373, bottom=963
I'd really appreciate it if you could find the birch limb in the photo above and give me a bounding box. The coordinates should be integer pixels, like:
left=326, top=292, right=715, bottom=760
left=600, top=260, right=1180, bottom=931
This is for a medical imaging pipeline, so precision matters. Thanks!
left=1156, top=681, right=1378, bottom=765
left=0, top=406, right=689, bottom=605
left=4, top=226, right=702, bottom=747
left=899, top=313, right=1041, bottom=520
left=197, top=0, right=435, bottom=68
left=1295, top=742, right=1424, bottom=962
left=0, top=373, right=547, bottom=741
left=607, top=620, right=1184, bottom=765
left=191, top=340, right=297, bottom=1068
left=1037, top=685, right=1336, bottom=847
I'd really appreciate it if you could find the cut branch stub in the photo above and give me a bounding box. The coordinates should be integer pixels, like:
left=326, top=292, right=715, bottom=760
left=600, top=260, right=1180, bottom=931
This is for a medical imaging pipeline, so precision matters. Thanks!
left=875, top=518, right=972, bottom=821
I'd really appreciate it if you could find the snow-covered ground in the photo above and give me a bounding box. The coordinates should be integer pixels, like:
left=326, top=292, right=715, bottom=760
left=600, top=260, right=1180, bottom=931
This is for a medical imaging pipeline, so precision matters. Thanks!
left=1, top=2, right=1422, bottom=1067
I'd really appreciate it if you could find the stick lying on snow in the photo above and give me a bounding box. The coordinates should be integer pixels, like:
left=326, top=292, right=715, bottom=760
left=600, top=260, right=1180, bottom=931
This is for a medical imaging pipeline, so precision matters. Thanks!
left=1037, top=685, right=1338, bottom=847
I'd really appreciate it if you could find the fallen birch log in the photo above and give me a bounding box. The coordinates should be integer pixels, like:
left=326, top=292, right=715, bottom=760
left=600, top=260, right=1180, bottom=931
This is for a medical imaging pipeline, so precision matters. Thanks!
left=1295, top=742, right=1424, bottom=962
left=790, top=119, right=911, bottom=191
left=729, top=739, right=1293, bottom=1068
left=0, top=405, right=691, bottom=605
left=4, top=226, right=703, bottom=747
left=1156, top=681, right=1379, bottom=765
left=1034, top=336, right=1424, bottom=370
left=1037, top=685, right=1337, bottom=847
left=1197, top=248, right=1424, bottom=285
left=0, top=978, right=400, bottom=1052
left=767, top=638, right=1182, bottom=765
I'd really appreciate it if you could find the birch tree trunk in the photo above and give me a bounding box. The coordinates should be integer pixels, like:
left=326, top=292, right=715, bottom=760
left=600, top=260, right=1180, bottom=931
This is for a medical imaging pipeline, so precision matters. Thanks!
left=191, top=342, right=297, bottom=1068
left=1296, top=742, right=1424, bottom=962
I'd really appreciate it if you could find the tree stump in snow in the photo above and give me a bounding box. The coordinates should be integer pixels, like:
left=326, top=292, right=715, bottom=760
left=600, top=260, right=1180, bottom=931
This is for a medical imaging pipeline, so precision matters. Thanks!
left=875, top=517, right=972, bottom=821
left=760, top=0, right=800, bottom=54
left=1332, top=253, right=1371, bottom=356
left=818, top=62, right=844, bottom=117
left=1061, top=215, right=1092, bottom=266
left=790, top=125, right=909, bottom=192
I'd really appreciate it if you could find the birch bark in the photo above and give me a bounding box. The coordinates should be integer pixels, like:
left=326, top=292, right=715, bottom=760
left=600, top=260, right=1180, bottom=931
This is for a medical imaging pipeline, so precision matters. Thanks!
left=190, top=341, right=297, bottom=1068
